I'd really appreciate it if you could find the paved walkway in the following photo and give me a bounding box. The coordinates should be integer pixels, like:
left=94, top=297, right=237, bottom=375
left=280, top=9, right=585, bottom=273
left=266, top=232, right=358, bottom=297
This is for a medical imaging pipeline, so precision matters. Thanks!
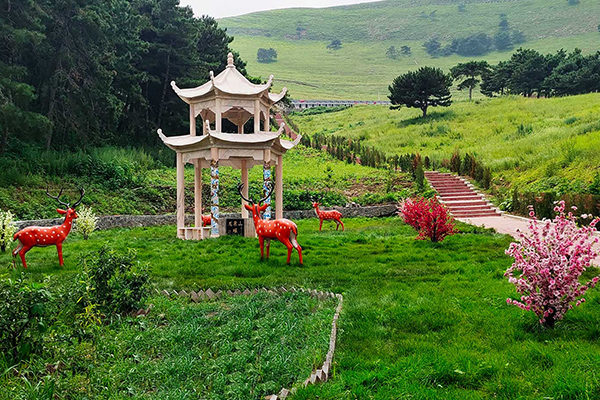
left=458, top=214, right=600, bottom=265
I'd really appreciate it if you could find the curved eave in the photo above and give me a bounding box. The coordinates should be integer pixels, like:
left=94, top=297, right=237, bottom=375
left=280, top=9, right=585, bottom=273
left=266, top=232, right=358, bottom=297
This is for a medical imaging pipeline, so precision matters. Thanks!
left=268, top=87, right=288, bottom=104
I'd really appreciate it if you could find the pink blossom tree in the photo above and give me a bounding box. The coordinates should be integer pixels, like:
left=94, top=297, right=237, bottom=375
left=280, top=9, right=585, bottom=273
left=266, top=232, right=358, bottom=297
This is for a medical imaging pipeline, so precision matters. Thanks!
left=505, top=201, right=600, bottom=328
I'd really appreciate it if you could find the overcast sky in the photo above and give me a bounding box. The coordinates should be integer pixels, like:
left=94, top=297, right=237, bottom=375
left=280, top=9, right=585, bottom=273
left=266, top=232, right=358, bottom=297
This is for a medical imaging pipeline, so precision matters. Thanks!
left=181, top=0, right=382, bottom=19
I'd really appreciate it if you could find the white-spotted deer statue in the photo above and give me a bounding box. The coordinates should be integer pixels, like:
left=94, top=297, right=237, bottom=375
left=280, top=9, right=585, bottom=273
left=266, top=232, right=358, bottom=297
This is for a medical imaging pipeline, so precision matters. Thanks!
left=238, top=182, right=303, bottom=265
left=13, top=187, right=85, bottom=268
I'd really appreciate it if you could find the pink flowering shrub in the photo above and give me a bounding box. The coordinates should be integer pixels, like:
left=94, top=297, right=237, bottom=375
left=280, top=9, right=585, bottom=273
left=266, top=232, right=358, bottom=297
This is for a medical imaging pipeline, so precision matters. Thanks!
left=399, top=197, right=456, bottom=242
left=505, top=201, right=600, bottom=328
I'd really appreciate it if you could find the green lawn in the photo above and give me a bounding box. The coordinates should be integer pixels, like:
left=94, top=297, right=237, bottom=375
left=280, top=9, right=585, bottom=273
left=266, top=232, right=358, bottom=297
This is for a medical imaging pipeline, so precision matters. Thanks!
left=219, top=0, right=600, bottom=99
left=3, top=218, right=600, bottom=399
left=290, top=94, right=600, bottom=192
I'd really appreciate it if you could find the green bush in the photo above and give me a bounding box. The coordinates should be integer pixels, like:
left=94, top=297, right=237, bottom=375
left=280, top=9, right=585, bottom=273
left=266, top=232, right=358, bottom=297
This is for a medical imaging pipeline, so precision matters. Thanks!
left=0, top=210, right=17, bottom=253
left=79, top=246, right=149, bottom=315
left=283, top=189, right=347, bottom=210
left=0, top=274, right=52, bottom=363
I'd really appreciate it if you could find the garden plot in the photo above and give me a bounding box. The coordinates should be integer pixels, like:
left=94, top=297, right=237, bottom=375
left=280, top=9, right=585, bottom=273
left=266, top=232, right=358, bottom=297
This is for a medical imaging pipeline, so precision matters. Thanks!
left=0, top=291, right=337, bottom=400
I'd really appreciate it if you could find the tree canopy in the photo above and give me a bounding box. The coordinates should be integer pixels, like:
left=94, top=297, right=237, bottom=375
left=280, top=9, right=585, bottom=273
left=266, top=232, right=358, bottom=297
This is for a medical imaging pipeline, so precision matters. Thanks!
left=0, top=0, right=252, bottom=154
left=388, top=67, right=452, bottom=118
left=451, top=61, right=490, bottom=100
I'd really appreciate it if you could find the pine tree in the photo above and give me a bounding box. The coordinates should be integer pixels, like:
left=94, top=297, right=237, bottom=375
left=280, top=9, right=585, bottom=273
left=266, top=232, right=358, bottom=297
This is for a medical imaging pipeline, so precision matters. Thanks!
left=451, top=61, right=490, bottom=100
left=388, top=67, right=452, bottom=118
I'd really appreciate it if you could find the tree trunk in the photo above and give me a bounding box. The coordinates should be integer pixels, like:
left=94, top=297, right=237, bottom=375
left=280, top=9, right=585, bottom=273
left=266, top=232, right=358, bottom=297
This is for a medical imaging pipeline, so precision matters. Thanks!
left=422, top=106, right=428, bottom=118
left=0, top=126, right=8, bottom=155
left=469, top=87, right=473, bottom=101
left=543, top=306, right=556, bottom=329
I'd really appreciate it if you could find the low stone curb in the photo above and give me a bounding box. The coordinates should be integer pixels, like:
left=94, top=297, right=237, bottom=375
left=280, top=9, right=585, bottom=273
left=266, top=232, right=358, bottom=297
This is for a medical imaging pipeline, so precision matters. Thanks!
left=140, top=286, right=343, bottom=399
left=15, top=205, right=397, bottom=231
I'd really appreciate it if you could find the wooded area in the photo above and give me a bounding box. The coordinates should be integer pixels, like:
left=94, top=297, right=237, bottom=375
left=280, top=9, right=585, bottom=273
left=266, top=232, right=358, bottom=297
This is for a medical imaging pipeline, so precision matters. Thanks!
left=0, top=0, right=254, bottom=155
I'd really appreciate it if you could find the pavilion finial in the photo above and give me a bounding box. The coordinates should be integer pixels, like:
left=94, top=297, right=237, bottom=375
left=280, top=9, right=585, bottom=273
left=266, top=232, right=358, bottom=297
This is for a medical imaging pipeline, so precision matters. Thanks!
left=227, top=52, right=234, bottom=68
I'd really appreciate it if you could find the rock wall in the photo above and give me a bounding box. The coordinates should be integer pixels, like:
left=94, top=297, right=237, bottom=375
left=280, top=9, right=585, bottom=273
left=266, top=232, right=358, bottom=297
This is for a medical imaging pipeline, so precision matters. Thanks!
left=15, top=204, right=398, bottom=231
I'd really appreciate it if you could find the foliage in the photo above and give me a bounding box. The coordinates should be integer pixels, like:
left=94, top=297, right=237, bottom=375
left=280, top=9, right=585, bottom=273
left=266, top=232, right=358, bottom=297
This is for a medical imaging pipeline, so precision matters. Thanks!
left=289, top=105, right=349, bottom=116
left=0, top=273, right=51, bottom=363
left=399, top=197, right=456, bottom=242
left=482, top=48, right=600, bottom=98
left=257, top=47, right=277, bottom=63
left=0, top=210, right=16, bottom=252
left=388, top=67, right=452, bottom=118
left=0, top=0, right=251, bottom=153
left=75, top=206, right=98, bottom=240
left=505, top=201, right=599, bottom=327
left=326, top=39, right=342, bottom=50
left=400, top=45, right=411, bottom=55
left=79, top=246, right=149, bottom=315
left=451, top=61, right=491, bottom=100
left=386, top=45, right=399, bottom=59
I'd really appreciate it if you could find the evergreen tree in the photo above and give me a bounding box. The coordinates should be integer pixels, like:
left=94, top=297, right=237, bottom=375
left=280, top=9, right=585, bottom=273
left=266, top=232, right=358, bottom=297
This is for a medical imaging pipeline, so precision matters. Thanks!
left=386, top=46, right=399, bottom=59
left=388, top=67, right=452, bottom=118
left=451, top=61, right=490, bottom=100
left=481, top=61, right=513, bottom=97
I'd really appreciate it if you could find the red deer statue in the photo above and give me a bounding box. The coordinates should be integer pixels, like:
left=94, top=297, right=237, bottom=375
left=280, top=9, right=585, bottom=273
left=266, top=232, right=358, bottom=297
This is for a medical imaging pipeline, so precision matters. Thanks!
left=238, top=183, right=303, bottom=265
left=13, top=187, right=85, bottom=268
left=312, top=197, right=344, bottom=231
left=201, top=208, right=211, bottom=227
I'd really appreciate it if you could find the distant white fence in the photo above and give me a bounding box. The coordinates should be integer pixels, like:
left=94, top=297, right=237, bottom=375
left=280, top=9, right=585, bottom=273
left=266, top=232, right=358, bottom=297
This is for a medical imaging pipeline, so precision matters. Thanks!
left=290, top=99, right=390, bottom=110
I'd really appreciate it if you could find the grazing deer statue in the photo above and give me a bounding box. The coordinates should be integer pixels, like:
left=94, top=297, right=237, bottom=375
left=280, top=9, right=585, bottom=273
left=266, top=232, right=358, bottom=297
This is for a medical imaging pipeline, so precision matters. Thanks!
left=13, top=187, right=85, bottom=268
left=311, top=196, right=344, bottom=231
left=238, top=182, right=303, bottom=265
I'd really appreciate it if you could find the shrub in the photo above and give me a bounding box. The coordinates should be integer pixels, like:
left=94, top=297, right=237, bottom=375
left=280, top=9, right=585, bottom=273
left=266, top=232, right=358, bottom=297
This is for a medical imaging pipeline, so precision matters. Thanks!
left=80, top=246, right=149, bottom=315
left=0, top=210, right=17, bottom=252
left=75, top=205, right=98, bottom=240
left=505, top=201, right=600, bottom=328
left=0, top=274, right=52, bottom=362
left=399, top=197, right=456, bottom=242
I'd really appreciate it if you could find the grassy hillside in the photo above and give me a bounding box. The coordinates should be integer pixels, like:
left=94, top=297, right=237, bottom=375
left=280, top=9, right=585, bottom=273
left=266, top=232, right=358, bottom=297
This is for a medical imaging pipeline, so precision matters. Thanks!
left=219, top=0, right=600, bottom=99
left=290, top=93, right=600, bottom=193
left=0, top=145, right=413, bottom=220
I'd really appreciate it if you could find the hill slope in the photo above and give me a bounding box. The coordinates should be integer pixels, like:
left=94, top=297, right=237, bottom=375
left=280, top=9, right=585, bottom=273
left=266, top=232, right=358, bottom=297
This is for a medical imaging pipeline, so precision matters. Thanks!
left=219, top=0, right=600, bottom=99
left=290, top=93, right=600, bottom=193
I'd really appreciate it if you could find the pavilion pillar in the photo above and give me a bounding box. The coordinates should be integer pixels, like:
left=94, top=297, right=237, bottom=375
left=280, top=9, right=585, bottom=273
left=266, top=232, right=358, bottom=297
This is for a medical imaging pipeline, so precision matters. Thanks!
left=216, top=98, right=222, bottom=132
left=241, top=159, right=249, bottom=218
left=176, top=152, right=185, bottom=239
left=263, top=149, right=272, bottom=220
left=194, top=159, right=202, bottom=229
left=189, top=105, right=196, bottom=136
left=254, top=99, right=260, bottom=133
left=276, top=154, right=283, bottom=219
left=238, top=123, right=244, bottom=134
left=265, top=109, right=270, bottom=132
left=210, top=147, right=220, bottom=238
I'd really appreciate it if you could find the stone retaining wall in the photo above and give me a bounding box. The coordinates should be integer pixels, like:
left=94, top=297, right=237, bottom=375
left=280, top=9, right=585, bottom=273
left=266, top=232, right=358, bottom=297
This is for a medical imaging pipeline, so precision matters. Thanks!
left=15, top=204, right=398, bottom=231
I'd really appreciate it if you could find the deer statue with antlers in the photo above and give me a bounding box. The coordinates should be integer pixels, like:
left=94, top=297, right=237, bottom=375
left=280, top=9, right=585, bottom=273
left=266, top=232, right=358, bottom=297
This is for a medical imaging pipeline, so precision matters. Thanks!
left=238, top=182, right=303, bottom=265
left=12, top=187, right=85, bottom=268
left=311, top=196, right=344, bottom=231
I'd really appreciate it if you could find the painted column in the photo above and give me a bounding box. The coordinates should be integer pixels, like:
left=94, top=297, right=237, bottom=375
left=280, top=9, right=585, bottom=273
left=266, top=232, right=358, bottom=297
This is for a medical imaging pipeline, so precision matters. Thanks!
left=263, top=149, right=272, bottom=220
left=241, top=159, right=249, bottom=218
left=210, top=147, right=220, bottom=237
left=176, top=152, right=185, bottom=239
left=194, top=159, right=202, bottom=229
left=276, top=154, right=283, bottom=219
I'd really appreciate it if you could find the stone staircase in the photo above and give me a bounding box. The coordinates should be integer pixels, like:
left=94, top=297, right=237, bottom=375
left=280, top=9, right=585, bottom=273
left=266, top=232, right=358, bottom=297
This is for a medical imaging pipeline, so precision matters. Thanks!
left=425, top=171, right=501, bottom=218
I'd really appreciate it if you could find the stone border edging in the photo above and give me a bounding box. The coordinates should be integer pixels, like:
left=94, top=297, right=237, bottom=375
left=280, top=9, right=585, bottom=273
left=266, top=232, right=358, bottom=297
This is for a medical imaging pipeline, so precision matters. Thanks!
left=144, top=286, right=343, bottom=399
left=15, top=205, right=398, bottom=231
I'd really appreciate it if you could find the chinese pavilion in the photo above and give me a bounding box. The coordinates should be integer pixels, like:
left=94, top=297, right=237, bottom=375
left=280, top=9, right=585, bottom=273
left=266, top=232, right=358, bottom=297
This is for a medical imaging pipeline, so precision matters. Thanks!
left=158, top=53, right=300, bottom=240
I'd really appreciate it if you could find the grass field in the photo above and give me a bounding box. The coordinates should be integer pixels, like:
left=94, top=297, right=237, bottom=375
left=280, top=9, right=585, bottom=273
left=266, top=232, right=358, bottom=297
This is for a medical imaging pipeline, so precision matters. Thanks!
left=3, top=218, right=600, bottom=398
left=290, top=93, right=600, bottom=192
left=219, top=0, right=600, bottom=99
